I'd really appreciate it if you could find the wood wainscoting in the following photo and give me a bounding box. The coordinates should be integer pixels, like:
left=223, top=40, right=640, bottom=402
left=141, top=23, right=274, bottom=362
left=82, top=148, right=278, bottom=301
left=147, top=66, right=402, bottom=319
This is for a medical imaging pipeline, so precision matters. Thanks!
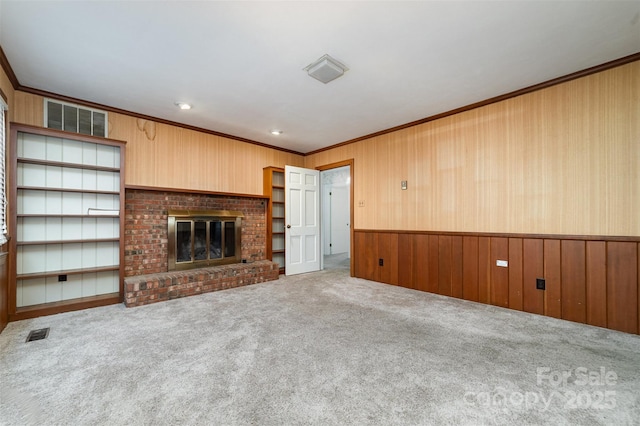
left=354, top=230, right=640, bottom=335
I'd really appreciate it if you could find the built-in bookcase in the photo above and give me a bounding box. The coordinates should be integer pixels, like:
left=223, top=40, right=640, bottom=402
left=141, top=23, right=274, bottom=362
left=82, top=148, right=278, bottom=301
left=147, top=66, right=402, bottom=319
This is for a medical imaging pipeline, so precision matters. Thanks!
left=9, top=124, right=125, bottom=320
left=263, top=167, right=285, bottom=273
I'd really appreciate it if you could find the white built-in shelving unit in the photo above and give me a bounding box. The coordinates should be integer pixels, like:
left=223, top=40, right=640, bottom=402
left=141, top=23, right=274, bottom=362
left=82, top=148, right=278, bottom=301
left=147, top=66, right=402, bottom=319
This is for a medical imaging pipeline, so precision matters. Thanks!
left=9, top=124, right=125, bottom=319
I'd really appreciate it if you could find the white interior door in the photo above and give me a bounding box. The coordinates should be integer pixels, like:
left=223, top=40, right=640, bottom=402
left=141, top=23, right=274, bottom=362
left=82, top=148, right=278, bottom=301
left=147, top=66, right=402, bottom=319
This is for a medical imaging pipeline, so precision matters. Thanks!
left=285, top=165, right=320, bottom=275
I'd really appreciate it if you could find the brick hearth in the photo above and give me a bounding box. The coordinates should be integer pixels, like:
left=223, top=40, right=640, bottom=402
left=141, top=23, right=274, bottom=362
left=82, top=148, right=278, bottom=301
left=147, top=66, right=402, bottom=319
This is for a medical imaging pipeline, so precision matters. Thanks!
left=124, top=189, right=279, bottom=306
left=124, top=260, right=279, bottom=307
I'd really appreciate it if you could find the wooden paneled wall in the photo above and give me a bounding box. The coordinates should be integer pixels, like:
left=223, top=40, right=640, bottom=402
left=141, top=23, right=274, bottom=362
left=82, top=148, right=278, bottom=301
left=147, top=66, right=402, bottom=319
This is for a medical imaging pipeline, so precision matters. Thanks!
left=10, top=92, right=305, bottom=195
left=307, top=61, right=640, bottom=237
left=355, top=230, right=640, bottom=335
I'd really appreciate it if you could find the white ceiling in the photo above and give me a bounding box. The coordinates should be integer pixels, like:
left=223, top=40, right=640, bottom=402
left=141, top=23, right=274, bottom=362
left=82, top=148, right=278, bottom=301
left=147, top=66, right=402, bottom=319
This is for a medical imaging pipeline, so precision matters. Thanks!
left=1, top=1, right=639, bottom=154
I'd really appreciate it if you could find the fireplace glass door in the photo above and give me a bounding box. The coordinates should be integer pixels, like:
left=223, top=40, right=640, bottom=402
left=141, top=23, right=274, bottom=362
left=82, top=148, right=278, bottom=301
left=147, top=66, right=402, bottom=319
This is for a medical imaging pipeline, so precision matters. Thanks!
left=168, top=211, right=243, bottom=271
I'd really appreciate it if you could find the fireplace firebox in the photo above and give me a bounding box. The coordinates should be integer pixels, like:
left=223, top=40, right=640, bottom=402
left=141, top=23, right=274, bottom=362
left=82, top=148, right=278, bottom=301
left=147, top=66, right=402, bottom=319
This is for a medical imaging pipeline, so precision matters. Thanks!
left=168, top=210, right=243, bottom=271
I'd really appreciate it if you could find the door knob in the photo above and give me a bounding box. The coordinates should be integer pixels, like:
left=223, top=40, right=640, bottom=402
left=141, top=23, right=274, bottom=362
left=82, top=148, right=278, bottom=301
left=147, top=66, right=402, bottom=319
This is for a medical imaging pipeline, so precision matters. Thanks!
left=286, top=224, right=291, bottom=229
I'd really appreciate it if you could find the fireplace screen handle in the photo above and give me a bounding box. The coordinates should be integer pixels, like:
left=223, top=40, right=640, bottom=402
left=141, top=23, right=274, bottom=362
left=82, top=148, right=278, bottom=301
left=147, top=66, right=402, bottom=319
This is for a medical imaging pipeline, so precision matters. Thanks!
left=286, top=224, right=291, bottom=229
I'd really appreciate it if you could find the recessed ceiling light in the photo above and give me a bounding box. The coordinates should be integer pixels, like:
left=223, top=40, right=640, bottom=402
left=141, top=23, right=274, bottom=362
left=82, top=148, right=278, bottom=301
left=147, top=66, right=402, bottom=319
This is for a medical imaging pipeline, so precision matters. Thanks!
left=175, top=102, right=192, bottom=110
left=270, top=129, right=283, bottom=135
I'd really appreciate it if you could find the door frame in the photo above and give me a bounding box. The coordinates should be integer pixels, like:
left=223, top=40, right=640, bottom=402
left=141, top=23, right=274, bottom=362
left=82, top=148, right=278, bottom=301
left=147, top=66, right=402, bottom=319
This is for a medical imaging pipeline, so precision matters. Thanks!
left=316, top=159, right=355, bottom=277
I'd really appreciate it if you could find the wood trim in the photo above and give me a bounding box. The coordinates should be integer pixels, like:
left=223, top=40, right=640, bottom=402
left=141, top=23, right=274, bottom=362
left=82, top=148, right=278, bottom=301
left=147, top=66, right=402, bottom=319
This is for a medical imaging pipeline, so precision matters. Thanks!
left=118, top=142, right=126, bottom=301
left=17, top=238, right=119, bottom=246
left=10, top=122, right=127, bottom=146
left=18, top=186, right=119, bottom=195
left=0, top=87, right=7, bottom=104
left=307, top=52, right=640, bottom=156
left=8, top=119, right=19, bottom=320
left=315, top=159, right=354, bottom=171
left=17, top=266, right=120, bottom=280
left=18, top=157, right=120, bottom=172
left=353, top=229, right=640, bottom=242
left=10, top=293, right=120, bottom=322
left=18, top=214, right=119, bottom=218
left=0, top=45, right=19, bottom=90
left=126, top=184, right=269, bottom=200
left=263, top=167, right=284, bottom=266
left=16, top=85, right=304, bottom=156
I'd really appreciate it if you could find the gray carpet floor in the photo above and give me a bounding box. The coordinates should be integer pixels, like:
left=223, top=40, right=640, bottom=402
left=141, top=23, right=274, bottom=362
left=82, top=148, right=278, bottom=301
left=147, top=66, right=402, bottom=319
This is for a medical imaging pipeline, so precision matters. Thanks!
left=1, top=268, right=639, bottom=425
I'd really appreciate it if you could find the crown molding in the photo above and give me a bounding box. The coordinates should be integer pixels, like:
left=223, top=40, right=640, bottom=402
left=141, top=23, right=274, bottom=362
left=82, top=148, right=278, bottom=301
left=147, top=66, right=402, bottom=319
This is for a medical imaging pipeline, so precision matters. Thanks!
left=306, top=51, right=640, bottom=156
left=17, top=85, right=305, bottom=156
left=3, top=40, right=638, bottom=157
left=0, top=46, right=20, bottom=90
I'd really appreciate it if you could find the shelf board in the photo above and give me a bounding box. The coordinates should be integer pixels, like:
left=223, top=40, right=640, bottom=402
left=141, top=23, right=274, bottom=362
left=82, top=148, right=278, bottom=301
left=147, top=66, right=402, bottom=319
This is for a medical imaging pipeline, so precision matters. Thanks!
left=17, top=265, right=120, bottom=280
left=272, top=185, right=285, bottom=190
left=18, top=214, right=119, bottom=218
left=12, top=293, right=120, bottom=321
left=272, top=232, right=285, bottom=236
left=17, top=238, right=119, bottom=246
left=18, top=186, right=120, bottom=195
left=18, top=157, right=120, bottom=173
left=272, top=249, right=285, bottom=254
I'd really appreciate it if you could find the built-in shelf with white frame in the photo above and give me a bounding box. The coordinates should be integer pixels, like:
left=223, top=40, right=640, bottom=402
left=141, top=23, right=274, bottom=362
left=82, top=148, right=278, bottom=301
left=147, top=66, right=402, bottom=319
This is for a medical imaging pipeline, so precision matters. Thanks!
left=9, top=124, right=126, bottom=319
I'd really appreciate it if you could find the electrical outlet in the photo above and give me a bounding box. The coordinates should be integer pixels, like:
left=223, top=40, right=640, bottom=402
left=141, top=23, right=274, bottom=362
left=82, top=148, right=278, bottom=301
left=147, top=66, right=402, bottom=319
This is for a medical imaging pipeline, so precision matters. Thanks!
left=496, top=260, right=508, bottom=267
left=536, top=278, right=546, bottom=290
left=379, top=258, right=384, bottom=266
left=358, top=200, right=365, bottom=207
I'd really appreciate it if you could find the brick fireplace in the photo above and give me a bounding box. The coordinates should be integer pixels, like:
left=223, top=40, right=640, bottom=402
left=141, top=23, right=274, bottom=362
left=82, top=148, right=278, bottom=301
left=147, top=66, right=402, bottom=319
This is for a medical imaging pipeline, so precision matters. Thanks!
left=123, top=188, right=279, bottom=306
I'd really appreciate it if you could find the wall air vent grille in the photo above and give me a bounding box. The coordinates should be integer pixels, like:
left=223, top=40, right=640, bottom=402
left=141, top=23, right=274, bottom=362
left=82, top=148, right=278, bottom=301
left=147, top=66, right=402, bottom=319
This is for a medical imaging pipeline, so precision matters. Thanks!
left=44, top=99, right=108, bottom=137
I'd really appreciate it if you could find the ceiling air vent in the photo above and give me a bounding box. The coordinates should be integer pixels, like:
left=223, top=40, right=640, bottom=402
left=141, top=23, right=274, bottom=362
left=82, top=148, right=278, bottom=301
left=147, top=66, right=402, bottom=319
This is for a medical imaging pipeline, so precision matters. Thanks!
left=44, top=99, right=108, bottom=137
left=304, top=54, right=348, bottom=84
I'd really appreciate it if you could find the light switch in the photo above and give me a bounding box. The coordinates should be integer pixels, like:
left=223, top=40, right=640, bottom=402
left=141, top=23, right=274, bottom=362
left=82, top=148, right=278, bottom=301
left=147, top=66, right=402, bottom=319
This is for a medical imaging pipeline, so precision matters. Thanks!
left=401, top=181, right=408, bottom=190
left=496, top=260, right=508, bottom=267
